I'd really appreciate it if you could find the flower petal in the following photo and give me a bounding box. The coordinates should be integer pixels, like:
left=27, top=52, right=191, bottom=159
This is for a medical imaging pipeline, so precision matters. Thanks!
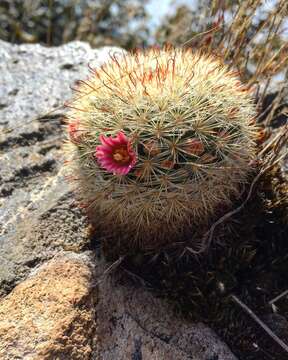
left=95, top=131, right=137, bottom=175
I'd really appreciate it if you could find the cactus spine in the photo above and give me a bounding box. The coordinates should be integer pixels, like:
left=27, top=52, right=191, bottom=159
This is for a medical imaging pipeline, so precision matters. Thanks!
left=65, top=48, right=257, bottom=252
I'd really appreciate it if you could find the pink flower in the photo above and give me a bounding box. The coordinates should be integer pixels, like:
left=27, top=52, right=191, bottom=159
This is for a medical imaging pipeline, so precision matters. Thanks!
left=95, top=132, right=137, bottom=175
left=68, top=119, right=84, bottom=144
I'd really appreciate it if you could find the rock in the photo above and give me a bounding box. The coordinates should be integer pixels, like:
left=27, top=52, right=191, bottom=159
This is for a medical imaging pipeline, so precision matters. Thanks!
left=0, top=40, right=122, bottom=295
left=0, top=253, right=238, bottom=360
left=0, top=253, right=95, bottom=360
left=93, top=265, right=238, bottom=360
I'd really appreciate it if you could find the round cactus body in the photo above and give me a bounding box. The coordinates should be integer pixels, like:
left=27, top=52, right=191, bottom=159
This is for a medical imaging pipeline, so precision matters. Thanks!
left=65, top=48, right=257, bottom=252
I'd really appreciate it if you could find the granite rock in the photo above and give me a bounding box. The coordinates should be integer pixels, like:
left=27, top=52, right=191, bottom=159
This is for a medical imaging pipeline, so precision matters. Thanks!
left=93, top=265, right=238, bottom=360
left=0, top=40, right=122, bottom=294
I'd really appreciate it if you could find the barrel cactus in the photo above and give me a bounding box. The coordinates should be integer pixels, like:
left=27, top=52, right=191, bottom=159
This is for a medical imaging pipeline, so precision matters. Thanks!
left=65, top=48, right=257, bottom=253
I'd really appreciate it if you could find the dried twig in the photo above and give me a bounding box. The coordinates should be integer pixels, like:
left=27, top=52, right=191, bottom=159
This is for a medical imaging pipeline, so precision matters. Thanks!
left=231, top=294, right=288, bottom=354
left=196, top=126, right=288, bottom=254
left=269, top=289, right=288, bottom=305
left=94, top=255, right=126, bottom=286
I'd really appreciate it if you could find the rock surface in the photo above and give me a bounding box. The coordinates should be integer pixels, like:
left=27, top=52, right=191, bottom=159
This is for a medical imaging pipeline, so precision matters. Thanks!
left=0, top=253, right=95, bottom=360
left=94, top=269, right=238, bottom=360
left=0, top=40, right=121, bottom=294
left=0, top=40, right=238, bottom=359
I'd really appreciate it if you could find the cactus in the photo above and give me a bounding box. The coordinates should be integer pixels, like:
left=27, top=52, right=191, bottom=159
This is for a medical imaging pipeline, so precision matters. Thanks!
left=65, top=47, right=258, bottom=253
